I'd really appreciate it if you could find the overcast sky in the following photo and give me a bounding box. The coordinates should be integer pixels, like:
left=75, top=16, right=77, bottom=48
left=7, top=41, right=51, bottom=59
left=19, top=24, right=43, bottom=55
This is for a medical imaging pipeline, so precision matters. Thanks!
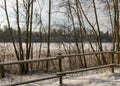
left=0, top=0, right=110, bottom=32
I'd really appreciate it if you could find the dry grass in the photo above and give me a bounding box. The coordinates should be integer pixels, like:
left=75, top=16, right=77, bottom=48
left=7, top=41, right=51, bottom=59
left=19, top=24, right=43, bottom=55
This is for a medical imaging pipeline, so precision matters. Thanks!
left=0, top=43, right=117, bottom=75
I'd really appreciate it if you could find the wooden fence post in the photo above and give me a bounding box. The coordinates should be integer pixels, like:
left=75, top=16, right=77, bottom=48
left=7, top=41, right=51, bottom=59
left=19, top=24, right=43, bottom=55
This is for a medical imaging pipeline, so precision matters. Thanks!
left=57, top=53, right=63, bottom=85
left=0, top=64, right=4, bottom=78
left=111, top=52, right=114, bottom=73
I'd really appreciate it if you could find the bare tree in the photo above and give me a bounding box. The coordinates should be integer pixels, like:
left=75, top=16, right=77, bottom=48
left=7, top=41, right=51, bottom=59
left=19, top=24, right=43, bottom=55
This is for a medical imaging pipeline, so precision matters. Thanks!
left=92, top=0, right=107, bottom=64
left=75, top=0, right=87, bottom=67
left=3, top=0, right=35, bottom=74
left=113, top=0, right=119, bottom=63
left=46, top=0, right=51, bottom=72
left=4, top=0, right=19, bottom=61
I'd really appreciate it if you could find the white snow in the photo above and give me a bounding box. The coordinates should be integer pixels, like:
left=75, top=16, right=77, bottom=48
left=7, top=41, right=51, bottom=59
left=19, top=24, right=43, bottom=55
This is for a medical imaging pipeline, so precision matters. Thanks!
left=1, top=70, right=120, bottom=86
left=48, top=72, right=120, bottom=86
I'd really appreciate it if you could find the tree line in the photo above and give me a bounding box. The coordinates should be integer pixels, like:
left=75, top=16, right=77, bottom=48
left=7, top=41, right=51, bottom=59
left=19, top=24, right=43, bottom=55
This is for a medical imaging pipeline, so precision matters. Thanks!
left=0, top=27, right=113, bottom=43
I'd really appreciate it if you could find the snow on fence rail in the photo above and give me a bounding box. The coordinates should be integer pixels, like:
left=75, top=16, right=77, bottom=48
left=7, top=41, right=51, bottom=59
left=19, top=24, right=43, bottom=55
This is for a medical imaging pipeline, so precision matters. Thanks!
left=1, top=51, right=120, bottom=86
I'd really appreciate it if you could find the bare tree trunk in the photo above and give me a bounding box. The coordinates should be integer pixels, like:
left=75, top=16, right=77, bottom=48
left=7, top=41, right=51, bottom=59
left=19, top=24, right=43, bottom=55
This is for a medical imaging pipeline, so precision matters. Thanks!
left=16, top=0, right=25, bottom=74
left=24, top=0, right=34, bottom=73
left=106, top=0, right=115, bottom=50
left=75, top=0, right=87, bottom=68
left=115, top=0, right=119, bottom=63
left=78, top=0, right=102, bottom=65
left=46, top=0, right=51, bottom=72
left=93, top=0, right=107, bottom=64
left=4, top=0, right=19, bottom=60
left=25, top=0, right=30, bottom=73
left=113, top=0, right=119, bottom=63
left=67, top=0, right=84, bottom=67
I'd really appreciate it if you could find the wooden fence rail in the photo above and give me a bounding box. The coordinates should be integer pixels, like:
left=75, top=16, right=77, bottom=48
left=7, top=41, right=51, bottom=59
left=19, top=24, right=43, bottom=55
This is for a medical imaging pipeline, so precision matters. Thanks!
left=1, top=51, right=120, bottom=86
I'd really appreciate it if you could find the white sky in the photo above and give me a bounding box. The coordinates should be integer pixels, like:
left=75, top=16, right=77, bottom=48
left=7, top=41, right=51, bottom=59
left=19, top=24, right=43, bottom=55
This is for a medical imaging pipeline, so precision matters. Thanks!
left=0, top=0, right=110, bottom=32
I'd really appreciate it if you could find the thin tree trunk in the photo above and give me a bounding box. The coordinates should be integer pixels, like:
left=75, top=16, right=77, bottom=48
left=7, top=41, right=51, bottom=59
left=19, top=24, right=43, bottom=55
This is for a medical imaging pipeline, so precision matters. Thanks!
left=16, top=0, right=25, bottom=74
left=46, top=0, right=51, bottom=72
left=67, top=0, right=84, bottom=67
left=93, top=0, right=107, bottom=64
left=75, top=0, right=87, bottom=68
left=78, top=0, right=102, bottom=65
left=113, top=0, right=119, bottom=63
left=4, top=0, right=19, bottom=60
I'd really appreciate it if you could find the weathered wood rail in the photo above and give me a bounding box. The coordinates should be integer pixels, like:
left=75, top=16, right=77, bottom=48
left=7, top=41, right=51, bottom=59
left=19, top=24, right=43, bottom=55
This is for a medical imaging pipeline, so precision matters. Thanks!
left=0, top=51, right=120, bottom=86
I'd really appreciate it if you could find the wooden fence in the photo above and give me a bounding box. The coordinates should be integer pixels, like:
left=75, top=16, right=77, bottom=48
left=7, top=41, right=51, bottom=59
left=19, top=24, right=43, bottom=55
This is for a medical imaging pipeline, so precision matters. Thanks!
left=0, top=51, right=120, bottom=86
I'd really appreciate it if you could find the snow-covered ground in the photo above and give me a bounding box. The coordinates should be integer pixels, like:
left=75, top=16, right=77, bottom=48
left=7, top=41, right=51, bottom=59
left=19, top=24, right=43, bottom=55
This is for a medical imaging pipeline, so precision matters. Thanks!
left=51, top=72, right=120, bottom=86
left=1, top=70, right=120, bottom=86
left=0, top=43, right=113, bottom=53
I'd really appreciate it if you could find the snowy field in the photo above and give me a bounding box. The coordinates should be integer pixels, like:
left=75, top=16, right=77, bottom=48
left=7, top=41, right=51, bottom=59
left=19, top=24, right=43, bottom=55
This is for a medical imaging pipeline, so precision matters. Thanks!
left=1, top=69, right=120, bottom=86
left=0, top=43, right=113, bottom=60
left=0, top=43, right=113, bottom=53
left=0, top=43, right=116, bottom=86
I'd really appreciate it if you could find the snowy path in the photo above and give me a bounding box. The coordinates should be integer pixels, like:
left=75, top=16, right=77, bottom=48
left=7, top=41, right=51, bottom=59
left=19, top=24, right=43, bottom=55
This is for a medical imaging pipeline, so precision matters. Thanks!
left=1, top=72, right=120, bottom=86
